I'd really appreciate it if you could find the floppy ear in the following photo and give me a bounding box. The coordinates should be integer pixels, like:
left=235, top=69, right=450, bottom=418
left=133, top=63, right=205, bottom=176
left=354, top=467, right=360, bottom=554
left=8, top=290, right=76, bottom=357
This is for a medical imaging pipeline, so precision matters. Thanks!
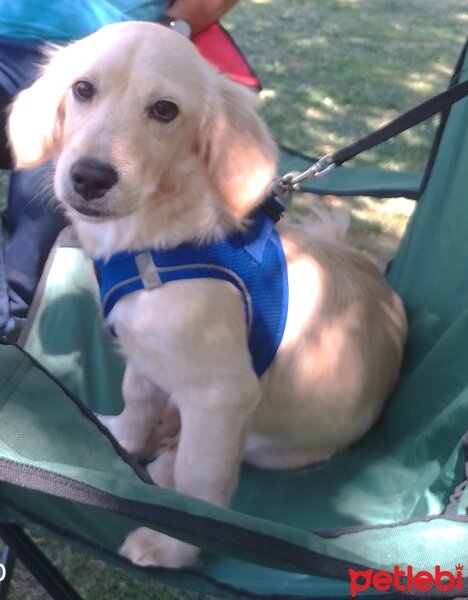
left=8, top=46, right=70, bottom=168
left=198, top=75, right=277, bottom=220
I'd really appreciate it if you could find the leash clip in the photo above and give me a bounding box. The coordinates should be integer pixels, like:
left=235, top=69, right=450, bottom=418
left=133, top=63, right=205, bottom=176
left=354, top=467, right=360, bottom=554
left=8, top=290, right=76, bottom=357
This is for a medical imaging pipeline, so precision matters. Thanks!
left=271, top=154, right=336, bottom=207
left=285, top=154, right=336, bottom=187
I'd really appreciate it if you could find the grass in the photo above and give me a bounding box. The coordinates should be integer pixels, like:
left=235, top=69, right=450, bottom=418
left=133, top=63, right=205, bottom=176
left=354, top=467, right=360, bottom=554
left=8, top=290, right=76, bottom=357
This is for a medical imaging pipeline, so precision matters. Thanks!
left=2, top=1, right=468, bottom=598
left=228, top=0, right=466, bottom=168
left=225, top=0, right=467, bottom=266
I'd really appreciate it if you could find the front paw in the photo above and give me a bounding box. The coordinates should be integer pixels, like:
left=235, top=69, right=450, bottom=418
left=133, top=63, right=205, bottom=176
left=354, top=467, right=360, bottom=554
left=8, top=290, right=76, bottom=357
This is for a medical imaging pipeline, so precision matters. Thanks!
left=96, top=413, right=147, bottom=457
left=119, top=527, right=199, bottom=568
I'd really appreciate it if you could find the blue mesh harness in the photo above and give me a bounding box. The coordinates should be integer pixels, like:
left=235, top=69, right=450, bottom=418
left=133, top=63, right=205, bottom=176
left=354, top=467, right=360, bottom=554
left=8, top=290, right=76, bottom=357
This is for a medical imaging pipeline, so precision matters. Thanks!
left=94, top=202, right=288, bottom=377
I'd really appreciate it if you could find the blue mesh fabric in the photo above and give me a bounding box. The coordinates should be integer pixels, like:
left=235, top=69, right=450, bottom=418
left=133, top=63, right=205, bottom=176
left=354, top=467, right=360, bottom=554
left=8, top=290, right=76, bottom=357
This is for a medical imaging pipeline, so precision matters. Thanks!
left=94, top=208, right=288, bottom=376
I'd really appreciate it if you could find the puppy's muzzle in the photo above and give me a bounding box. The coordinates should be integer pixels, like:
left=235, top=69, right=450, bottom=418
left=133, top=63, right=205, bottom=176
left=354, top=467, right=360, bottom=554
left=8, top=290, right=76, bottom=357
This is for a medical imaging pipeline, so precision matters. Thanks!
left=71, top=157, right=118, bottom=201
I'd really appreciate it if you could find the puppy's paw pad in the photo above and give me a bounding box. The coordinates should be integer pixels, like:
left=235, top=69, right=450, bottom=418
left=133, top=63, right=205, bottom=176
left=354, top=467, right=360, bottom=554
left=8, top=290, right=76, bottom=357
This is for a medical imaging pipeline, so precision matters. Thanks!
left=119, top=527, right=198, bottom=568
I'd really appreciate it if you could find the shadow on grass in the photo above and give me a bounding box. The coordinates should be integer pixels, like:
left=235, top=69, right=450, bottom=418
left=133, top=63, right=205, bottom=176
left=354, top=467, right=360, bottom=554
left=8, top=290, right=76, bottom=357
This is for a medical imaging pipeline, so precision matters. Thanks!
left=225, top=0, right=467, bottom=171
left=286, top=191, right=415, bottom=270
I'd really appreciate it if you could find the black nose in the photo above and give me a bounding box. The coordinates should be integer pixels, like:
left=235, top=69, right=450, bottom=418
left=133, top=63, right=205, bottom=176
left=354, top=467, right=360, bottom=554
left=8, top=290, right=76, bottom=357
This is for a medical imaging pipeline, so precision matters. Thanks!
left=70, top=158, right=118, bottom=201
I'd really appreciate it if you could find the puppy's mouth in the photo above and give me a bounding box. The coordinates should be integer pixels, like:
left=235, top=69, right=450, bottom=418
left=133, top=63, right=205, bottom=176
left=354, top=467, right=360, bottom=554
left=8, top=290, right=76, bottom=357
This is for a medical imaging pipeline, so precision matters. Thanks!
left=68, top=200, right=117, bottom=221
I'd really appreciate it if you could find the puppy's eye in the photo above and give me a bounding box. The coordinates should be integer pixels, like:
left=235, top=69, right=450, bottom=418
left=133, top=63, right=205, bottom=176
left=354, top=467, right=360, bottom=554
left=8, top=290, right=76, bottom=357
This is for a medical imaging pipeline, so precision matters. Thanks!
left=72, top=80, right=95, bottom=100
left=148, top=100, right=179, bottom=123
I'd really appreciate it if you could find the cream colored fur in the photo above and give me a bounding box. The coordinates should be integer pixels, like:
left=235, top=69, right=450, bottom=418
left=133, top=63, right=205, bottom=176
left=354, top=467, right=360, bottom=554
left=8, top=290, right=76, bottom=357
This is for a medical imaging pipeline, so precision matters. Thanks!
left=8, top=21, right=407, bottom=568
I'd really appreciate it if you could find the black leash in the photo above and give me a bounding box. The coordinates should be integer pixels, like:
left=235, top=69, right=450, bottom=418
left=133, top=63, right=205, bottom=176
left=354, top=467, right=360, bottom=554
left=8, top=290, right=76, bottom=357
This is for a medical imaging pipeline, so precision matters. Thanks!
left=333, top=78, right=468, bottom=166
left=272, top=77, right=468, bottom=203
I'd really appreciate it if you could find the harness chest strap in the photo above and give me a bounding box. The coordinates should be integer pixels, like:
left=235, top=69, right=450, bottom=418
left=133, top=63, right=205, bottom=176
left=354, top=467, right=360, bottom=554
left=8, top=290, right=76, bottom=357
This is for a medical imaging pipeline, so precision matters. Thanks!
left=94, top=206, right=289, bottom=377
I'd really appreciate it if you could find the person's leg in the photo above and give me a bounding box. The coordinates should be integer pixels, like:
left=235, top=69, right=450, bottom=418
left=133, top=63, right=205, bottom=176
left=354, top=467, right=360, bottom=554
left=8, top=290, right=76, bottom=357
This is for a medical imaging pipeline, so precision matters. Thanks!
left=5, top=165, right=68, bottom=325
left=0, top=54, right=18, bottom=333
left=0, top=38, right=68, bottom=333
left=0, top=221, right=13, bottom=333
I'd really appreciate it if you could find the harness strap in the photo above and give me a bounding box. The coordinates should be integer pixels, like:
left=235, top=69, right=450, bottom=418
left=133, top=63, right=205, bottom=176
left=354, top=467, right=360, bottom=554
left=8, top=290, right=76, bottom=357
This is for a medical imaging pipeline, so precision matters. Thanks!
left=94, top=204, right=289, bottom=377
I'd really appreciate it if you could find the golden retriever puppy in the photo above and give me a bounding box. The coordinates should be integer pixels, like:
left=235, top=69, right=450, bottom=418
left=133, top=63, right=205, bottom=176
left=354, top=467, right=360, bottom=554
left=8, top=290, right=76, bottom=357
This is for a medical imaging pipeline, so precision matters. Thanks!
left=8, top=21, right=407, bottom=568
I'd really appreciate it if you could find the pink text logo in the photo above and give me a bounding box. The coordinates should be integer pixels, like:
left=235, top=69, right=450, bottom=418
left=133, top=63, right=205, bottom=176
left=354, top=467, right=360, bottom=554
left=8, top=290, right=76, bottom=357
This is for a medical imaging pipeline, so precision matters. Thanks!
left=349, top=564, right=464, bottom=597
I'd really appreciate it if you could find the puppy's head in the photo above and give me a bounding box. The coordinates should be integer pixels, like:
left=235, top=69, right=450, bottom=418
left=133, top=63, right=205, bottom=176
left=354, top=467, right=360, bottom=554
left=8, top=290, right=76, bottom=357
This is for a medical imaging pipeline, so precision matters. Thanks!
left=8, top=22, right=277, bottom=225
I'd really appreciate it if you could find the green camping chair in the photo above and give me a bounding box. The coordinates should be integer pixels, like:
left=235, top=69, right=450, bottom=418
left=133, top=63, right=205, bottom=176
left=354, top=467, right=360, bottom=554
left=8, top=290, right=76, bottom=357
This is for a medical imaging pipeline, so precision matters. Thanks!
left=0, top=38, right=467, bottom=600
